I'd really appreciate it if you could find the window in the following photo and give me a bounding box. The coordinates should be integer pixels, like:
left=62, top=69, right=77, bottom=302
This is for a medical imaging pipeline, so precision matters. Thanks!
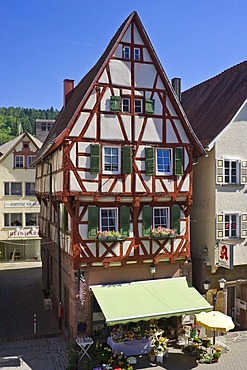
left=4, top=213, right=22, bottom=227
left=153, top=208, right=169, bottom=228
left=100, top=208, right=118, bottom=232
left=122, top=98, right=130, bottom=113
left=27, top=156, right=36, bottom=168
left=25, top=213, right=39, bottom=226
left=216, top=159, right=242, bottom=184
left=41, top=123, right=47, bottom=131
left=4, top=182, right=22, bottom=196
left=15, top=156, right=24, bottom=168
left=224, top=160, right=238, bottom=184
left=134, top=48, right=140, bottom=60
left=25, top=182, right=35, bottom=196
left=123, top=46, right=130, bottom=59
left=103, top=146, right=120, bottom=174
left=134, top=99, right=142, bottom=113
left=156, top=149, right=172, bottom=175
left=217, top=214, right=240, bottom=238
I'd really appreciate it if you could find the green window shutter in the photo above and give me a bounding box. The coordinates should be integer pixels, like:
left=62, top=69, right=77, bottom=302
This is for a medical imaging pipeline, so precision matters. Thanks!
left=174, top=147, right=183, bottom=176
left=241, top=160, right=247, bottom=184
left=61, top=204, right=68, bottom=231
left=145, top=99, right=155, bottom=114
left=90, top=144, right=100, bottom=175
left=145, top=147, right=154, bottom=176
left=88, top=206, right=98, bottom=239
left=110, top=96, right=121, bottom=112
left=120, top=207, right=130, bottom=238
left=241, top=214, right=247, bottom=238
left=142, top=207, right=152, bottom=236
left=171, top=205, right=180, bottom=234
left=216, top=159, right=224, bottom=184
left=122, top=146, right=132, bottom=174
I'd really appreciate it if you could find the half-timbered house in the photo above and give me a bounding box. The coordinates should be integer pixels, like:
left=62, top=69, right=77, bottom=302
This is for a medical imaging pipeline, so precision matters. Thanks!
left=35, top=12, right=209, bottom=338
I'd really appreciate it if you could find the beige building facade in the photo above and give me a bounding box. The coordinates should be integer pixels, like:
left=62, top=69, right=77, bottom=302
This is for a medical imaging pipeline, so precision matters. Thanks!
left=0, top=132, right=42, bottom=261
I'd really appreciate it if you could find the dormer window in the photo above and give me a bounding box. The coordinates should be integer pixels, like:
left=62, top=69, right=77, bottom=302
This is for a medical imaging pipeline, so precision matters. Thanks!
left=123, top=46, right=130, bottom=60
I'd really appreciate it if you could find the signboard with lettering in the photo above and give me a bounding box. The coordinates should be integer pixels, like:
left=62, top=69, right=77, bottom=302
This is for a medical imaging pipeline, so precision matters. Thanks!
left=218, top=242, right=234, bottom=269
left=5, top=201, right=39, bottom=208
left=8, top=229, right=39, bottom=238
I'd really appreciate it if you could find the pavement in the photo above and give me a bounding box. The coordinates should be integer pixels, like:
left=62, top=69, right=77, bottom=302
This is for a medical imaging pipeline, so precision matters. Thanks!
left=1, top=261, right=247, bottom=369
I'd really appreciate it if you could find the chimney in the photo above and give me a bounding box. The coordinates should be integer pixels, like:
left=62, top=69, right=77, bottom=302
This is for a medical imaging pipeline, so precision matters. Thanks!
left=63, top=79, right=74, bottom=106
left=171, top=77, right=181, bottom=101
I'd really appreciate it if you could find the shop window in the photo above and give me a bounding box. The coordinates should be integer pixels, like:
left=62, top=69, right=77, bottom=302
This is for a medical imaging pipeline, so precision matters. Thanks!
left=4, top=213, right=22, bottom=227
left=25, top=182, right=35, bottom=196
left=4, top=182, right=22, bottom=196
left=15, top=155, right=24, bottom=168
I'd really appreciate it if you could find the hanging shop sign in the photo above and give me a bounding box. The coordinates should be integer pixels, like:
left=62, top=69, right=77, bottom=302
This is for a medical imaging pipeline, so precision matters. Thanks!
left=218, top=242, right=234, bottom=269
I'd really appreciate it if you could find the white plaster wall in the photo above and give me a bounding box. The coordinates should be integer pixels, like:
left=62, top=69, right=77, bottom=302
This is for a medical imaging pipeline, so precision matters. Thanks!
left=134, top=64, right=156, bottom=88
left=84, top=89, right=97, bottom=110
left=166, top=120, right=179, bottom=143
left=142, top=118, right=162, bottom=142
left=69, top=113, right=90, bottom=137
left=133, top=25, right=144, bottom=44
left=83, top=114, right=97, bottom=139
left=174, top=120, right=190, bottom=143
left=109, top=60, right=131, bottom=86
left=101, top=114, right=125, bottom=140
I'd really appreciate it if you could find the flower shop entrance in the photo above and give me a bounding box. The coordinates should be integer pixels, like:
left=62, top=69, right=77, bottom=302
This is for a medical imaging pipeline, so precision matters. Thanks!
left=90, top=277, right=212, bottom=326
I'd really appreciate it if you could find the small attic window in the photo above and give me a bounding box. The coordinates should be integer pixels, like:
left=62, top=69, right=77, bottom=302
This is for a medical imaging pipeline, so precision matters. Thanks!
left=23, top=143, right=29, bottom=149
left=123, top=46, right=130, bottom=60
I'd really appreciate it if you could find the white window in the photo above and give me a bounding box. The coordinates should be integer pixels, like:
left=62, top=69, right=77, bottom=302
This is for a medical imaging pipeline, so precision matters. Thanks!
left=122, top=98, right=130, bottom=112
left=103, top=146, right=120, bottom=174
left=4, top=182, right=22, bottom=196
left=25, top=213, right=39, bottom=226
left=156, top=149, right=172, bottom=175
left=100, top=208, right=118, bottom=232
left=15, top=155, right=24, bottom=168
left=134, top=99, right=142, bottom=113
left=153, top=207, right=169, bottom=228
left=27, top=156, right=36, bottom=168
left=4, top=213, right=22, bottom=227
left=123, top=46, right=130, bottom=60
left=134, top=48, right=140, bottom=60
left=25, top=182, right=35, bottom=196
left=217, top=213, right=240, bottom=238
left=217, top=159, right=240, bottom=184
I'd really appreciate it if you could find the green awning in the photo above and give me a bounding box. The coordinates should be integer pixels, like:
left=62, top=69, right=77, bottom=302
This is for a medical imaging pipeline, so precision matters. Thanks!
left=90, top=277, right=213, bottom=325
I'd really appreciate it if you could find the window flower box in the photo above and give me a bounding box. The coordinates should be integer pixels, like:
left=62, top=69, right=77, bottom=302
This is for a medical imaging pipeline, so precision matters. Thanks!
left=97, top=231, right=125, bottom=241
left=150, top=227, right=177, bottom=239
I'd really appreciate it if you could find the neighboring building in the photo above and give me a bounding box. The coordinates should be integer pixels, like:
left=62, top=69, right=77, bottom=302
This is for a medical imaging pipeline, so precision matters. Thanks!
left=35, top=119, right=55, bottom=143
left=34, top=11, right=210, bottom=339
left=0, top=132, right=42, bottom=261
left=182, top=61, right=247, bottom=329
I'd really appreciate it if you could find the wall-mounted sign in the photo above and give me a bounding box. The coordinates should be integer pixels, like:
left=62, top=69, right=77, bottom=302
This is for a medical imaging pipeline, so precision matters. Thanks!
left=218, top=242, right=234, bottom=269
left=8, top=228, right=39, bottom=237
left=5, top=201, right=40, bottom=208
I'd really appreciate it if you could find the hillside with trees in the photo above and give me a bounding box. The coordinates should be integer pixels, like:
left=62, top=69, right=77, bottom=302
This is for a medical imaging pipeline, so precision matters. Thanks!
left=0, top=106, right=59, bottom=144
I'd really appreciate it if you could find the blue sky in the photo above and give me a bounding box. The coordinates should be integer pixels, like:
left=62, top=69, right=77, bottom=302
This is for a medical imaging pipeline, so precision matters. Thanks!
left=0, top=0, right=246, bottom=110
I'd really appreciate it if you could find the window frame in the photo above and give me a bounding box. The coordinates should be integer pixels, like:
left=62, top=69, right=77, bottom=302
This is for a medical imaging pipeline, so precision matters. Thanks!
left=25, top=213, right=39, bottom=227
left=134, top=48, right=140, bottom=60
left=100, top=208, right=118, bottom=232
left=156, top=148, right=173, bottom=175
left=4, top=182, right=22, bottom=196
left=153, top=207, right=170, bottom=229
left=25, top=182, right=35, bottom=196
left=15, top=155, right=24, bottom=168
left=123, top=46, right=130, bottom=60
left=224, top=213, right=239, bottom=238
left=134, top=99, right=143, bottom=114
left=27, top=156, right=36, bottom=168
left=103, top=146, right=121, bottom=175
left=224, top=159, right=239, bottom=184
left=4, top=213, right=22, bottom=227
left=122, top=98, right=130, bottom=113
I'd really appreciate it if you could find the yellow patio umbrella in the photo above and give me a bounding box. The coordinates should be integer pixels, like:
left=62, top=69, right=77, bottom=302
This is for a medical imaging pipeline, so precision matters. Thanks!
left=195, top=311, right=235, bottom=344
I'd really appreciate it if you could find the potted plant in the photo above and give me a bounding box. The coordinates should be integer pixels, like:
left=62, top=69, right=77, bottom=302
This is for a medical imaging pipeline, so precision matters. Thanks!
left=97, top=231, right=123, bottom=241
left=213, top=351, right=221, bottom=363
left=149, top=347, right=157, bottom=362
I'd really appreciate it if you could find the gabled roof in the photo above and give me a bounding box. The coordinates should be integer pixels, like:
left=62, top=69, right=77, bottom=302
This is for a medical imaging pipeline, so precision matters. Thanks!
left=36, top=11, right=205, bottom=161
left=0, top=132, right=42, bottom=162
left=181, top=61, right=247, bottom=147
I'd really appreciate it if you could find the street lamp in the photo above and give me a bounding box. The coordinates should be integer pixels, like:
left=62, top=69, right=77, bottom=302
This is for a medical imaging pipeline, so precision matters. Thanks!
left=218, top=278, right=226, bottom=290
left=203, top=279, right=211, bottom=291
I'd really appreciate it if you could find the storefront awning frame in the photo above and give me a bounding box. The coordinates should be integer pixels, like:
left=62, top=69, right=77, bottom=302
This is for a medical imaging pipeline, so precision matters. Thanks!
left=90, top=277, right=213, bottom=325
